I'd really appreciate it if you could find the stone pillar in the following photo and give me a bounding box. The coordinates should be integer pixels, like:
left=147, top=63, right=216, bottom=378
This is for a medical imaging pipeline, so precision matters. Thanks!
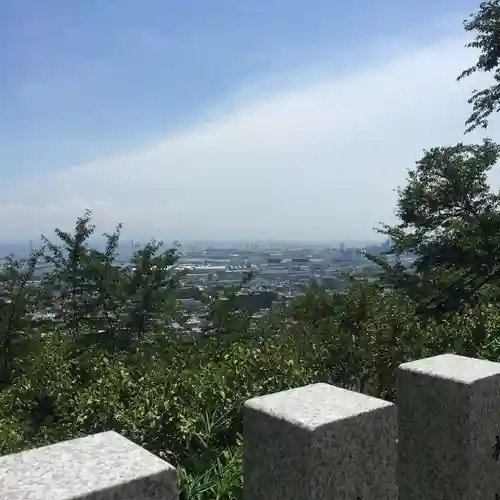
left=398, top=353, right=500, bottom=499
left=243, top=382, right=397, bottom=500
left=0, top=431, right=178, bottom=499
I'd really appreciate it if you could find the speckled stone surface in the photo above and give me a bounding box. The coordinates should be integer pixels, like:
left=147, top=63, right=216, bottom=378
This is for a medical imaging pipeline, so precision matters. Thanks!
left=398, top=354, right=500, bottom=500
left=244, top=382, right=397, bottom=500
left=0, top=431, right=178, bottom=500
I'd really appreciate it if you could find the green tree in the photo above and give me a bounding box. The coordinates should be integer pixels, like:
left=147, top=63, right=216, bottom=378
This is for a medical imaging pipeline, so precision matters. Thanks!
left=41, top=210, right=97, bottom=338
left=118, top=238, right=182, bottom=346
left=368, top=139, right=500, bottom=316
left=459, top=0, right=500, bottom=132
left=41, top=210, right=182, bottom=352
left=0, top=249, right=44, bottom=388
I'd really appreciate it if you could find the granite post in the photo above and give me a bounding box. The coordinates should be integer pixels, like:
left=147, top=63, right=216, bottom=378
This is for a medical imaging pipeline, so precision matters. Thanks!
left=243, top=382, right=397, bottom=500
left=0, top=431, right=178, bottom=500
left=398, top=353, right=500, bottom=499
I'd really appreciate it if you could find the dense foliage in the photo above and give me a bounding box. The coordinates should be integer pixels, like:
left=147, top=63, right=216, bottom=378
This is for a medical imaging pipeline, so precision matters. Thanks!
left=368, top=139, right=500, bottom=316
left=2, top=2, right=500, bottom=498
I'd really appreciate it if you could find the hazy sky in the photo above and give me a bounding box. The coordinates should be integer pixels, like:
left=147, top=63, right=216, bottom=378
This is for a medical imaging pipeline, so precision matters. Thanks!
left=1, top=0, right=499, bottom=242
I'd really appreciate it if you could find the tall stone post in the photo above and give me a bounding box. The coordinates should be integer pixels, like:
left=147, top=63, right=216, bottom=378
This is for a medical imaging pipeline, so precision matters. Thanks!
left=398, top=353, right=500, bottom=499
left=0, top=431, right=178, bottom=499
left=244, top=382, right=397, bottom=499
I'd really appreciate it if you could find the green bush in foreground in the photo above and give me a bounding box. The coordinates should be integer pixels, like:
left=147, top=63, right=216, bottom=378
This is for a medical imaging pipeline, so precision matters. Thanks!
left=3, top=283, right=500, bottom=499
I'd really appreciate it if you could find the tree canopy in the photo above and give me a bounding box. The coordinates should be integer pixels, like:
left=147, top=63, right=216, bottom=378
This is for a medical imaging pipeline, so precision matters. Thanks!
left=370, top=139, right=500, bottom=315
left=459, top=0, right=500, bottom=132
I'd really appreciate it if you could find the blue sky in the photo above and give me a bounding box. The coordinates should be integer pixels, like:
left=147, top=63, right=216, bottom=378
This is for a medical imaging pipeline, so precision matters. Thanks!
left=0, top=0, right=495, bottom=241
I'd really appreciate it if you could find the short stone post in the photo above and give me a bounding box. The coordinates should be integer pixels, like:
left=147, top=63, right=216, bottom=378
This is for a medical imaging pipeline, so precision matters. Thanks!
left=243, top=382, right=397, bottom=499
left=0, top=431, right=178, bottom=499
left=398, top=353, right=500, bottom=499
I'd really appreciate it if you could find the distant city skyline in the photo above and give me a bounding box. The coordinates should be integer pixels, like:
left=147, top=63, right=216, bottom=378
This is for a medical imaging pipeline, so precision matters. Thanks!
left=1, top=0, right=498, bottom=241
left=0, top=238, right=387, bottom=250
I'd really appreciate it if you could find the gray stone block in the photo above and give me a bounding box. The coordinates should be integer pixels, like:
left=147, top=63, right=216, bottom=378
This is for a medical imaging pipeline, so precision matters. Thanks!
left=0, top=431, right=178, bottom=500
left=398, top=353, right=500, bottom=500
left=244, top=382, right=397, bottom=500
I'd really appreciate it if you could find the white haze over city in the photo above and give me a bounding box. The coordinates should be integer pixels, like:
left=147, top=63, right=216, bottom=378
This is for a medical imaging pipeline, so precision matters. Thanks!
left=1, top=25, right=499, bottom=243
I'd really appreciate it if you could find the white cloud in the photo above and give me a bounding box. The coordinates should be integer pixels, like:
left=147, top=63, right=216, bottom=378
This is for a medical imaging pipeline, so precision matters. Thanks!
left=2, top=30, right=498, bottom=242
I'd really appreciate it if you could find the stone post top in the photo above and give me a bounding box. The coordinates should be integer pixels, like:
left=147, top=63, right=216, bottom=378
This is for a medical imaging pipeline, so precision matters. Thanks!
left=244, top=382, right=394, bottom=431
left=399, top=353, right=500, bottom=384
left=0, top=431, right=177, bottom=500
